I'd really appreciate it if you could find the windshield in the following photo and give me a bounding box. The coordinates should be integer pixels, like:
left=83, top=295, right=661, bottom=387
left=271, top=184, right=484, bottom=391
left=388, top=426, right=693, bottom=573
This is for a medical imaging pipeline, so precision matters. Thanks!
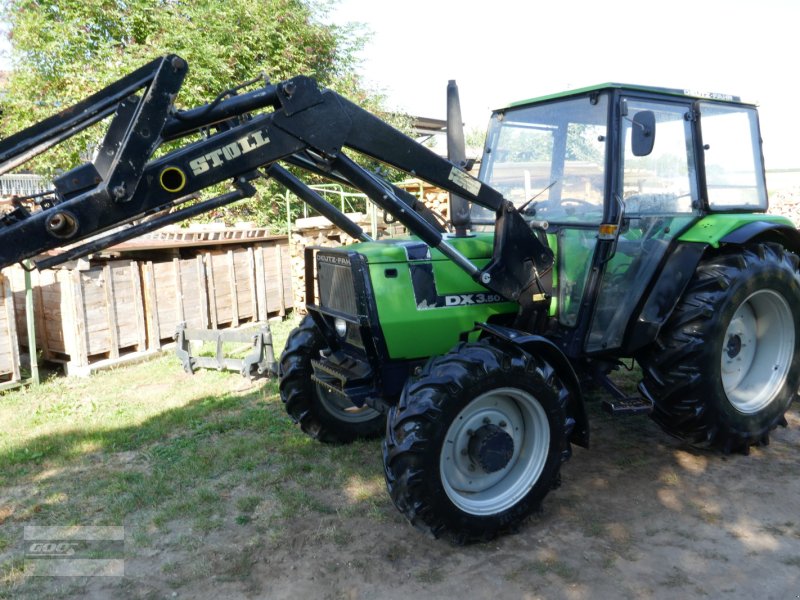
left=476, top=93, right=608, bottom=224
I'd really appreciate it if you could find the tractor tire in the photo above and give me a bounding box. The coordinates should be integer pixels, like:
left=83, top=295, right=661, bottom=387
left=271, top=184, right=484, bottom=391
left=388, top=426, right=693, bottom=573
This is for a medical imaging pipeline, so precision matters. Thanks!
left=279, top=316, right=385, bottom=444
left=383, top=341, right=572, bottom=543
left=638, top=243, right=800, bottom=453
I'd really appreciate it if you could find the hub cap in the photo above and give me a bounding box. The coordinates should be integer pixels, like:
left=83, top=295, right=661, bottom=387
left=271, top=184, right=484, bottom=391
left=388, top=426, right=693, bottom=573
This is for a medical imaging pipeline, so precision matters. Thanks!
left=316, top=385, right=381, bottom=423
left=721, top=289, right=795, bottom=414
left=468, top=424, right=514, bottom=473
left=439, top=388, right=550, bottom=516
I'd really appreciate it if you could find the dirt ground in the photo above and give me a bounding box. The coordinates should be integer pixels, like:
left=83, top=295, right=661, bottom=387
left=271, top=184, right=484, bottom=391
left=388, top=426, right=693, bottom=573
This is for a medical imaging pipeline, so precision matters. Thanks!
left=66, top=398, right=800, bottom=600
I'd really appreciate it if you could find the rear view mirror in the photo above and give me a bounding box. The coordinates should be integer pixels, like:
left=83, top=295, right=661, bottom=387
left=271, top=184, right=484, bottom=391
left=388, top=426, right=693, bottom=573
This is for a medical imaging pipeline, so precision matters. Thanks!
left=631, top=110, right=656, bottom=157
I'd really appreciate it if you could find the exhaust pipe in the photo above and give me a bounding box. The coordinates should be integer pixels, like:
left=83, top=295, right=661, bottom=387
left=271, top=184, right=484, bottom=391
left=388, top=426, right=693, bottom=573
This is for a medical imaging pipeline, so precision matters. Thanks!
left=446, top=80, right=472, bottom=237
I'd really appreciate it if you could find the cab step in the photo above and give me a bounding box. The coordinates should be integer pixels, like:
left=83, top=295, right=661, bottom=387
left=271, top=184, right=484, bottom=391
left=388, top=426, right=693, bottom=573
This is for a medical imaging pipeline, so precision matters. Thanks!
left=602, top=395, right=653, bottom=416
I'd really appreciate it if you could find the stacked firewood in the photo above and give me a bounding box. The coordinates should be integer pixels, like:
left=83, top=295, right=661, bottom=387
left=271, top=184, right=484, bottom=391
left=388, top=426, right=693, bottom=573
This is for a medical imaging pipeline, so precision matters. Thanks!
left=768, top=188, right=800, bottom=226
left=421, top=188, right=450, bottom=223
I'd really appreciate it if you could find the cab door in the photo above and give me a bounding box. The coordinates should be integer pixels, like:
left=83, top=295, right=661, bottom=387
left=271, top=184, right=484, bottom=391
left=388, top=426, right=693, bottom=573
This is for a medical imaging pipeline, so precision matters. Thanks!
left=585, top=96, right=700, bottom=353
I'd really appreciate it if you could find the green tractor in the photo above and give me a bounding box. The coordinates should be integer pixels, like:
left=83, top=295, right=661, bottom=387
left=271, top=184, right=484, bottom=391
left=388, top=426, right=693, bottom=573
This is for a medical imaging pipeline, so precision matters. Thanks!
left=280, top=83, right=800, bottom=541
left=0, top=57, right=796, bottom=543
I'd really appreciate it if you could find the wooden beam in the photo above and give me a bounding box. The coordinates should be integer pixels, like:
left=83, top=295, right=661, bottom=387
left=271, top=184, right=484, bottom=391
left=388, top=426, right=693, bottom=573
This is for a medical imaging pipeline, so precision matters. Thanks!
left=255, top=245, right=268, bottom=321
left=206, top=252, right=218, bottom=328
left=247, top=246, right=257, bottom=324
left=276, top=244, right=286, bottom=316
left=34, top=270, right=51, bottom=361
left=2, top=274, right=21, bottom=381
left=103, top=264, right=120, bottom=359
left=24, top=262, right=40, bottom=385
left=228, top=249, right=239, bottom=327
left=173, top=257, right=184, bottom=324
left=68, top=269, right=89, bottom=369
left=143, top=261, right=160, bottom=349
left=196, top=254, right=209, bottom=328
left=130, top=260, right=147, bottom=352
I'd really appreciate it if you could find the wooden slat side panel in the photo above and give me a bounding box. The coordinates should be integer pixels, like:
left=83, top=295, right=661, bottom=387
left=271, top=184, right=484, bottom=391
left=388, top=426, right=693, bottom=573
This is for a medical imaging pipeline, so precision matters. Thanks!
left=178, top=259, right=205, bottom=330
left=209, top=252, right=233, bottom=326
left=80, top=269, right=111, bottom=356
left=0, top=275, right=19, bottom=379
left=151, top=261, right=179, bottom=340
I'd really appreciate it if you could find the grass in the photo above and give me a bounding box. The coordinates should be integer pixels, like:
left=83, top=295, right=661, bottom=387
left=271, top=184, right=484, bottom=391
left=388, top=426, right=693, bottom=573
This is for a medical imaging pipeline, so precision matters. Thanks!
left=0, top=314, right=390, bottom=597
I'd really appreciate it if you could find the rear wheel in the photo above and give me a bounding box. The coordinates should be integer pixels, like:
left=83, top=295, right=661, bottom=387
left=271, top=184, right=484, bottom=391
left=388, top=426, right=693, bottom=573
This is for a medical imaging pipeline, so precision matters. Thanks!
left=638, top=243, right=800, bottom=453
left=383, top=342, right=572, bottom=543
left=279, top=316, right=385, bottom=444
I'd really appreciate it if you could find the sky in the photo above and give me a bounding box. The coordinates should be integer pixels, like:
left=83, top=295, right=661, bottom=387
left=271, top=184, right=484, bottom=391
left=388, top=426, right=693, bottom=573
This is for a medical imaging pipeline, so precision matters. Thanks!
left=0, top=1, right=796, bottom=168
left=328, top=0, right=800, bottom=169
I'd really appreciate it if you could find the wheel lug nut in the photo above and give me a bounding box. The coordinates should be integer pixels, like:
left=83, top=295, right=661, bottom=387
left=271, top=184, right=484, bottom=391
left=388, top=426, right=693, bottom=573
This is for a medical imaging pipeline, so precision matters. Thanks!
left=460, top=448, right=468, bottom=456
left=483, top=417, right=491, bottom=425
left=499, top=420, right=507, bottom=428
left=467, top=429, right=475, bottom=436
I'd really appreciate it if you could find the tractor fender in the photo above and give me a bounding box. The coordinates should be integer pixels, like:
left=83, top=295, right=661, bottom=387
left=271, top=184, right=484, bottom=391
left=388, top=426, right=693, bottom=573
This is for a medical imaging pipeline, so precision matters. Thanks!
left=624, top=223, right=800, bottom=355
left=719, top=221, right=800, bottom=254
left=476, top=322, right=589, bottom=449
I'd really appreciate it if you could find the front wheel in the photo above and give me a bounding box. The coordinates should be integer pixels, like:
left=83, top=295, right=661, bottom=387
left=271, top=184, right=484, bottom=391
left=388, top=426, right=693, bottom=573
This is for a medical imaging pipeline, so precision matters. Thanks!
left=279, top=316, right=385, bottom=444
left=638, top=243, right=800, bottom=453
left=383, top=342, right=572, bottom=543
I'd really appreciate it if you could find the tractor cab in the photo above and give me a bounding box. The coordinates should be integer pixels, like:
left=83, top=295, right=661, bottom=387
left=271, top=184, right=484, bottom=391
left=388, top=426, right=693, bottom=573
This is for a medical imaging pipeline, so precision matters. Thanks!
left=474, top=83, right=769, bottom=356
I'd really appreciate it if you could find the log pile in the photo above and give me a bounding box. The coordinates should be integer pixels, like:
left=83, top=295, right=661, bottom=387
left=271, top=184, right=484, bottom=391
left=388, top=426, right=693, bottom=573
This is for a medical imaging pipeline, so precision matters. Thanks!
left=421, top=188, right=450, bottom=223
left=768, top=187, right=800, bottom=226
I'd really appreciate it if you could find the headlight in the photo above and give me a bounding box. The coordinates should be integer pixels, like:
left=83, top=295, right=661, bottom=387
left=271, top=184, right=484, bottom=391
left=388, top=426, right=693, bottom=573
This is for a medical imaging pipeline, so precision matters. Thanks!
left=334, top=318, right=348, bottom=338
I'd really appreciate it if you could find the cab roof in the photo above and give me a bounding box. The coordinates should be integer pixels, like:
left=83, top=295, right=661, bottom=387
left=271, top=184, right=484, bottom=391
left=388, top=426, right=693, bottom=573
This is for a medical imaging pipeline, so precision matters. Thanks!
left=503, top=82, right=754, bottom=111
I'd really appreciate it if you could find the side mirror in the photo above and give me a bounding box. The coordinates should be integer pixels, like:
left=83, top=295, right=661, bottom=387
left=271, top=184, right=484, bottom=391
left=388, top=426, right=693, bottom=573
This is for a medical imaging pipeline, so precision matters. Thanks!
left=631, top=110, right=656, bottom=157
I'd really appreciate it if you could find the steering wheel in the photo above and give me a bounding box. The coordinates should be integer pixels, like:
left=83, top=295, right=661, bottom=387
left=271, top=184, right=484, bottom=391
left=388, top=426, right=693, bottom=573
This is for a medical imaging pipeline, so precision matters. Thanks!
left=523, top=197, right=594, bottom=217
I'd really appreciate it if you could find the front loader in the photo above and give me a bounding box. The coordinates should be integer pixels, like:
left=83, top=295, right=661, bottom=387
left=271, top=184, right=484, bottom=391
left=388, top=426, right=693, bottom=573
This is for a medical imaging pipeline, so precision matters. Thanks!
left=1, top=56, right=798, bottom=543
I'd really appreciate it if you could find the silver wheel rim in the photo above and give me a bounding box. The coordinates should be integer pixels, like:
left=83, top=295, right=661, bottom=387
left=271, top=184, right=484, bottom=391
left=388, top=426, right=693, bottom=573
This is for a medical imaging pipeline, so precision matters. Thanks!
left=317, top=385, right=381, bottom=424
left=439, top=387, right=550, bottom=516
left=721, top=289, right=795, bottom=414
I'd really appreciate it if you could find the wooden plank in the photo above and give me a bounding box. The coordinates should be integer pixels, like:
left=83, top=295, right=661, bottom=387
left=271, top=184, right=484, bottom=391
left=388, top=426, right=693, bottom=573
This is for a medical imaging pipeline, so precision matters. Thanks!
left=82, top=270, right=110, bottom=357
left=143, top=261, right=160, bottom=349
left=2, top=275, right=20, bottom=380
left=173, top=257, right=184, bottom=324
left=8, top=268, right=27, bottom=340
left=281, top=242, right=293, bottom=313
left=206, top=252, right=218, bottom=327
left=229, top=249, right=239, bottom=328
left=23, top=264, right=40, bottom=385
left=255, top=245, right=268, bottom=321
left=103, top=264, right=120, bottom=359
left=176, top=260, right=201, bottom=330
left=210, top=252, right=232, bottom=325
left=247, top=246, right=258, bottom=321
left=275, top=244, right=286, bottom=316
left=68, top=269, right=89, bottom=368
left=196, top=255, right=209, bottom=329
left=231, top=249, right=253, bottom=321
left=130, top=260, right=147, bottom=351
left=35, top=270, right=52, bottom=359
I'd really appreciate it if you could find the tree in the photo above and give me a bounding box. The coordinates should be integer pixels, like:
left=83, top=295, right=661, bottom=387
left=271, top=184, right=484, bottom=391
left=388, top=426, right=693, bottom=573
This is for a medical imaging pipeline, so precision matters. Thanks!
left=0, top=0, right=392, bottom=227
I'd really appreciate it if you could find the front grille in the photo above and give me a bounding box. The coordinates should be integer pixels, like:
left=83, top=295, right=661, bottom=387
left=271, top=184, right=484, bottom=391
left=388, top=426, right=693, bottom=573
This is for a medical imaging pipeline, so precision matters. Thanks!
left=317, top=254, right=358, bottom=316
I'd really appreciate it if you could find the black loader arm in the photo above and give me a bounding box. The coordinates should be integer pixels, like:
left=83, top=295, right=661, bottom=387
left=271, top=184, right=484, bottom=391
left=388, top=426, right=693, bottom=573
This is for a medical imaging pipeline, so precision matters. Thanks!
left=0, top=56, right=552, bottom=305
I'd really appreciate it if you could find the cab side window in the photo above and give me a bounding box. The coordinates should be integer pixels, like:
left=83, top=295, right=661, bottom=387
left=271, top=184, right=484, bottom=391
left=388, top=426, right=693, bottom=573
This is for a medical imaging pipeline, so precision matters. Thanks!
left=620, top=99, right=698, bottom=215
left=700, top=103, right=767, bottom=210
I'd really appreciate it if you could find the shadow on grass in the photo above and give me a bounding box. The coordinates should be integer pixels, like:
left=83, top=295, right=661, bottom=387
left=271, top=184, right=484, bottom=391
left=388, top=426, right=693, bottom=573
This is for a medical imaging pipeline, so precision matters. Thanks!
left=0, top=376, right=385, bottom=535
